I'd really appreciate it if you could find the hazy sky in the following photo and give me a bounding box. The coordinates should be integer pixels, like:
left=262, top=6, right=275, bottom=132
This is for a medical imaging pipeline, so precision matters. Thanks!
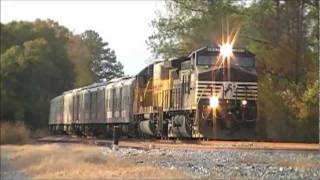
left=1, top=0, right=166, bottom=75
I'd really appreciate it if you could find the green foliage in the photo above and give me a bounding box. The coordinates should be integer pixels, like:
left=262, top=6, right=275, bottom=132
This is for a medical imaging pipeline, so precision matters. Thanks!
left=66, top=35, right=93, bottom=87
left=1, top=20, right=74, bottom=129
left=147, top=0, right=245, bottom=59
left=245, top=0, right=318, bottom=142
left=1, top=19, right=122, bottom=130
left=148, top=0, right=319, bottom=142
left=81, top=30, right=124, bottom=81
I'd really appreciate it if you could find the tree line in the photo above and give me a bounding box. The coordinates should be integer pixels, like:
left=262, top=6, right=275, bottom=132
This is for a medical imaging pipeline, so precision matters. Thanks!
left=1, top=19, right=124, bottom=129
left=147, top=0, right=318, bottom=142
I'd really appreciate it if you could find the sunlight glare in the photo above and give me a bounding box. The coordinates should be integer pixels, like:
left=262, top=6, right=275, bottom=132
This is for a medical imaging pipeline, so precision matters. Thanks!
left=220, top=43, right=233, bottom=59
left=209, top=96, right=219, bottom=108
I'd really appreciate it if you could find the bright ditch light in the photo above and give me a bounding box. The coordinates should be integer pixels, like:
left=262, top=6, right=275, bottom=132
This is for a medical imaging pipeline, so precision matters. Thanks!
left=210, top=96, right=219, bottom=108
left=241, top=99, right=247, bottom=106
left=220, top=43, right=233, bottom=59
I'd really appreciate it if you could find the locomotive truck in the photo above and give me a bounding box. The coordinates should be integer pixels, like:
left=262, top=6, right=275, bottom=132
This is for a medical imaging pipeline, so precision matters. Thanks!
left=49, top=46, right=257, bottom=139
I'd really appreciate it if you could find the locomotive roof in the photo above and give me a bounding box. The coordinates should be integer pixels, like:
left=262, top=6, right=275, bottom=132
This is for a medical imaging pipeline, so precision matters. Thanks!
left=189, top=46, right=255, bottom=57
left=136, top=46, right=254, bottom=76
left=136, top=55, right=190, bottom=76
left=60, top=46, right=254, bottom=96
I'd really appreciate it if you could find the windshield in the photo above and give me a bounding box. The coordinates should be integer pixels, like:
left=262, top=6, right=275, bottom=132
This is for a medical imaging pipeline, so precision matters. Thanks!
left=232, top=57, right=255, bottom=67
left=197, top=55, right=255, bottom=68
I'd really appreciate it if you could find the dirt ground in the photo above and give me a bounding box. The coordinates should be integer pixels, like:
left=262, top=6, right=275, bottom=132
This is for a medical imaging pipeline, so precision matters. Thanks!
left=0, top=143, right=186, bottom=180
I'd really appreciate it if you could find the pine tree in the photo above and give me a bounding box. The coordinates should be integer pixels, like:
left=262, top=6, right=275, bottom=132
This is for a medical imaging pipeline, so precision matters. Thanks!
left=81, top=30, right=124, bottom=81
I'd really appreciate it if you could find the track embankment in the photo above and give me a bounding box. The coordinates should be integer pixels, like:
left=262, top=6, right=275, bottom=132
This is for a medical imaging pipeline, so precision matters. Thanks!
left=2, top=136, right=319, bottom=179
left=37, top=136, right=319, bottom=152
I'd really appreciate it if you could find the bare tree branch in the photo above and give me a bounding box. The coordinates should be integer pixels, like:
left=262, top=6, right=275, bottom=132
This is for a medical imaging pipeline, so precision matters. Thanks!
left=240, top=34, right=273, bottom=45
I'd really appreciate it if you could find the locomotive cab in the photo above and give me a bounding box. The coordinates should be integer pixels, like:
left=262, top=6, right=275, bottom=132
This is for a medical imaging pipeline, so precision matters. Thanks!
left=191, top=46, right=258, bottom=139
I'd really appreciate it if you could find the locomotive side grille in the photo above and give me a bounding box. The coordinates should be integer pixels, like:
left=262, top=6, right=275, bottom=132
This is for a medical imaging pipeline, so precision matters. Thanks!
left=196, top=81, right=258, bottom=100
left=196, top=81, right=223, bottom=98
left=234, top=83, right=257, bottom=100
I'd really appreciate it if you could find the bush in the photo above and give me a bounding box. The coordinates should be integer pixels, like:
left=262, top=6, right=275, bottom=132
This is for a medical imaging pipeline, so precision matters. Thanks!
left=257, top=75, right=319, bottom=143
left=0, top=121, right=31, bottom=144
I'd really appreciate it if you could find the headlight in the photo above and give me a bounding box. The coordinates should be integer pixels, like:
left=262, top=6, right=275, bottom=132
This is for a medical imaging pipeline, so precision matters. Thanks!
left=220, top=43, right=233, bottom=59
left=210, top=96, right=219, bottom=108
left=241, top=100, right=247, bottom=106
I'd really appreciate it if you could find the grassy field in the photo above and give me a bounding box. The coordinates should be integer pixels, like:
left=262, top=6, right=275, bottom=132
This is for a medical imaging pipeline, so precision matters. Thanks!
left=1, top=143, right=185, bottom=179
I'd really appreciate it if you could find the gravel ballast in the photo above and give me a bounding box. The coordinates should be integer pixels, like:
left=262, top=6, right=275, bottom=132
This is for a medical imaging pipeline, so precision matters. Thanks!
left=101, top=145, right=320, bottom=179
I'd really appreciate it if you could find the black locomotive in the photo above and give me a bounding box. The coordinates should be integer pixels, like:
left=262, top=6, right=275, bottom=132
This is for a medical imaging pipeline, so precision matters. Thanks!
left=49, top=46, right=257, bottom=139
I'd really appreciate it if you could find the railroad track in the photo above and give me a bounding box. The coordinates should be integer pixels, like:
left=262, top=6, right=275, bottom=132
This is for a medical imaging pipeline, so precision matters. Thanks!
left=37, top=136, right=320, bottom=152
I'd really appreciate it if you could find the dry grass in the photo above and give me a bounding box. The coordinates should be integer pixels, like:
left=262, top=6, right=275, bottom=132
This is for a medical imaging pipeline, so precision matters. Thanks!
left=1, top=144, right=187, bottom=179
left=0, top=122, right=31, bottom=145
left=277, top=159, right=319, bottom=170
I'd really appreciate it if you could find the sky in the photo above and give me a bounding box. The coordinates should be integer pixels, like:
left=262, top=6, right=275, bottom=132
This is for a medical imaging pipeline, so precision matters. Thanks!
left=1, top=0, right=167, bottom=75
